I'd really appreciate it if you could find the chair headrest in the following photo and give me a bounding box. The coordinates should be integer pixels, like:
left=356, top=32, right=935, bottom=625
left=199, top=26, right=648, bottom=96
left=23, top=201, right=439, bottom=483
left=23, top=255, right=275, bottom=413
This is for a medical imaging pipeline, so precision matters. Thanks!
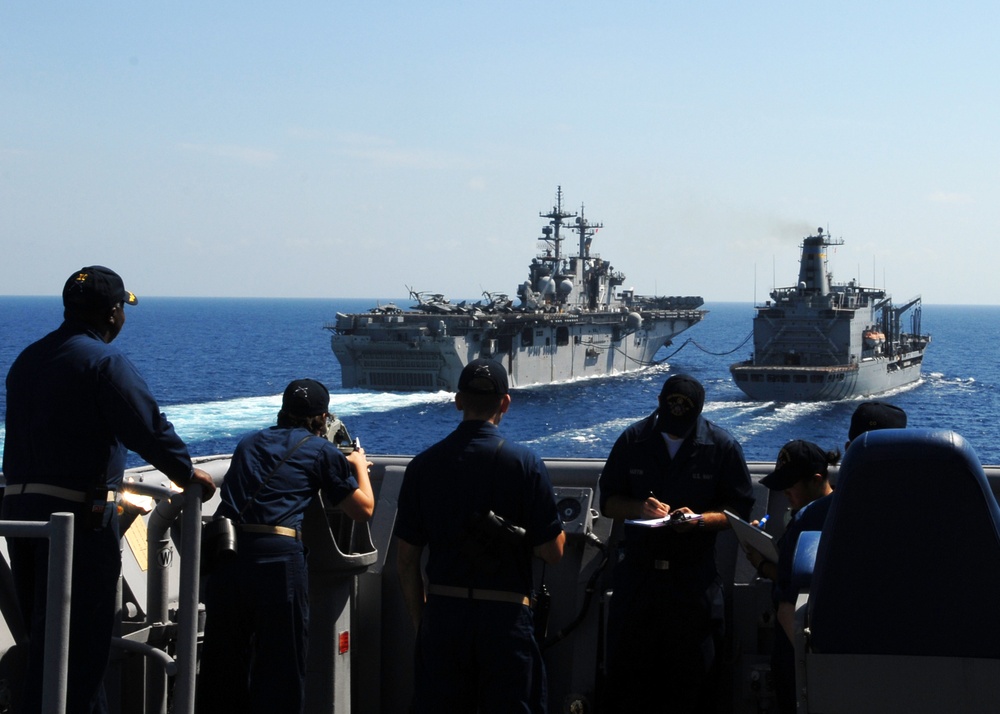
left=809, top=429, right=1000, bottom=657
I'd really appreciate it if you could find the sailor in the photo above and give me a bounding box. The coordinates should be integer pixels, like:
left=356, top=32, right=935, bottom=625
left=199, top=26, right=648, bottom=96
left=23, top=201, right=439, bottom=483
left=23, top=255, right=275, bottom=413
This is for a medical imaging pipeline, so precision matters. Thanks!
left=197, top=378, right=374, bottom=714
left=1, top=266, right=217, bottom=714
left=749, top=440, right=841, bottom=714
left=599, top=374, right=755, bottom=714
left=845, top=400, right=907, bottom=451
left=395, top=358, right=565, bottom=713
left=744, top=401, right=907, bottom=713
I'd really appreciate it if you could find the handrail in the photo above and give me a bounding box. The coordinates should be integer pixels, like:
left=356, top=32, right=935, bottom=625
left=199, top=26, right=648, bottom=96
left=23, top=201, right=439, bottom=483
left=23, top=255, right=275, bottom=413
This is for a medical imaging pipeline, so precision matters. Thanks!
left=0, top=513, right=75, bottom=714
left=171, top=488, right=203, bottom=713
left=111, top=636, right=177, bottom=676
left=121, top=477, right=205, bottom=714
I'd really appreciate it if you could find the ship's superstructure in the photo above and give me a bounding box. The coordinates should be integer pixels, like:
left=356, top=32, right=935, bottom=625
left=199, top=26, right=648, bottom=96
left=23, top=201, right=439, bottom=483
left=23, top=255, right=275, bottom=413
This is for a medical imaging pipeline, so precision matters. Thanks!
left=327, top=188, right=705, bottom=391
left=730, top=228, right=930, bottom=401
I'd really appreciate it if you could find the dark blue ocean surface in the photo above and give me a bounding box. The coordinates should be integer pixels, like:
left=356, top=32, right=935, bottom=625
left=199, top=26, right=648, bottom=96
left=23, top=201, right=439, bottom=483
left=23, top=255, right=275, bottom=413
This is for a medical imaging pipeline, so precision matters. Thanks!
left=1, top=297, right=997, bottom=467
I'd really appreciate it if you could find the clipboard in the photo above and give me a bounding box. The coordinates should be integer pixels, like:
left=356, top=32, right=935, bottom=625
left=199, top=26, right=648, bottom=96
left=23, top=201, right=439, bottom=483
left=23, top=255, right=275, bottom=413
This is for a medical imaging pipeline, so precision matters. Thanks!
left=725, top=510, right=780, bottom=563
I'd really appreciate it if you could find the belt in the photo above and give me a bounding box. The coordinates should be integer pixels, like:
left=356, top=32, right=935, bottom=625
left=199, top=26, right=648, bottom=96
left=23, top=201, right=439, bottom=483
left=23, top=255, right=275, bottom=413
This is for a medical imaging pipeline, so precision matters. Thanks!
left=3, top=483, right=90, bottom=503
left=238, top=524, right=301, bottom=540
left=426, top=584, right=531, bottom=607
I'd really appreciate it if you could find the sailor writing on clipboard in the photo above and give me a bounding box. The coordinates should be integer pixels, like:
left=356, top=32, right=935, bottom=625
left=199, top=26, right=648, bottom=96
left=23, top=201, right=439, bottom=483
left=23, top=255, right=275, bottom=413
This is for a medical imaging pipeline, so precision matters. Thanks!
left=599, top=374, right=754, bottom=714
left=748, top=440, right=840, bottom=714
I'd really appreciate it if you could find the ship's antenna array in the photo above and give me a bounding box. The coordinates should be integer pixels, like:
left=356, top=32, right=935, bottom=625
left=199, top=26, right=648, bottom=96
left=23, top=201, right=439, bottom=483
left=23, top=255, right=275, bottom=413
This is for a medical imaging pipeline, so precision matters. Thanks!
left=569, top=202, right=603, bottom=259
left=539, top=185, right=577, bottom=265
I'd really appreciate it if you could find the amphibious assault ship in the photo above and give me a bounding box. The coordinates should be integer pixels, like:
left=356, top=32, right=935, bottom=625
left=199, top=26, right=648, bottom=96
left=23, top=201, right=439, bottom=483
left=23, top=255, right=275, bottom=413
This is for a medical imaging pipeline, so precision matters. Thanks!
left=730, top=228, right=930, bottom=401
left=327, top=188, right=706, bottom=391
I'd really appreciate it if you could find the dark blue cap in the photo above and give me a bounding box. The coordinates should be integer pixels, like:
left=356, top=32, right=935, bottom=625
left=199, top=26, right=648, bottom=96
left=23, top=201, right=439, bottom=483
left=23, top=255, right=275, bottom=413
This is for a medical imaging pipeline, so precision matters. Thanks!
left=62, top=266, right=138, bottom=311
left=849, top=402, right=907, bottom=441
left=458, top=359, right=509, bottom=395
left=282, top=379, right=330, bottom=417
left=762, top=440, right=831, bottom=491
left=658, top=374, right=705, bottom=435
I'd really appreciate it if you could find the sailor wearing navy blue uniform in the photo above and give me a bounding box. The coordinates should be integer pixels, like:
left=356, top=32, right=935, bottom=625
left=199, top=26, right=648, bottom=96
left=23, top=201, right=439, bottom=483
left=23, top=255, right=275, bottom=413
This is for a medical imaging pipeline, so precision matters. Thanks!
left=745, top=403, right=906, bottom=713
left=599, top=374, right=754, bottom=714
left=197, top=378, right=374, bottom=714
left=396, top=359, right=566, bottom=714
left=750, top=440, right=839, bottom=714
left=2, top=266, right=217, bottom=714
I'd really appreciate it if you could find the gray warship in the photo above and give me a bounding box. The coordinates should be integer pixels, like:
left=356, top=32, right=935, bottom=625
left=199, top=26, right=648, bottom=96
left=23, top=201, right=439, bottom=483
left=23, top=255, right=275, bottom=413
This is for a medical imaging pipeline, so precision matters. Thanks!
left=327, top=188, right=706, bottom=391
left=730, top=228, right=930, bottom=401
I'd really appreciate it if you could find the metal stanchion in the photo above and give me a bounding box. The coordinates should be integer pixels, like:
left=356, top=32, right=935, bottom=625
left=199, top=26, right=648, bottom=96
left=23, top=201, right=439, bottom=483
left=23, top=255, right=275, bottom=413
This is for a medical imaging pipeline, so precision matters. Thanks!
left=171, top=488, right=203, bottom=714
left=0, top=512, right=75, bottom=714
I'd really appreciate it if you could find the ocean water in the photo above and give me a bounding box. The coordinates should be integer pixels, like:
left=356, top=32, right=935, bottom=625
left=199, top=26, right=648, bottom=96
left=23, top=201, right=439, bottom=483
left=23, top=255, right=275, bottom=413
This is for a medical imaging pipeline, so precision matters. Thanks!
left=1, top=297, right=997, bottom=467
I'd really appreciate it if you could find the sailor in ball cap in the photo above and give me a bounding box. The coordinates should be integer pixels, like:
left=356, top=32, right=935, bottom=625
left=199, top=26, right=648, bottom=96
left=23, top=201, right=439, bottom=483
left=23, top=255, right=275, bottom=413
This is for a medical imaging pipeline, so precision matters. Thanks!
left=199, top=378, right=374, bottom=713
left=598, top=374, right=754, bottom=713
left=395, top=358, right=565, bottom=713
left=2, top=266, right=216, bottom=712
left=456, top=356, right=510, bottom=397
left=847, top=401, right=908, bottom=449
left=750, top=439, right=840, bottom=714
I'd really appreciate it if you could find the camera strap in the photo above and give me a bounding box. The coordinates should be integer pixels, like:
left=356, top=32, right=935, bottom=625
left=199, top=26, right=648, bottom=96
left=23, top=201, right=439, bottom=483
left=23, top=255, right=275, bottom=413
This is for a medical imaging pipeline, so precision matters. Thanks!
left=235, top=434, right=312, bottom=524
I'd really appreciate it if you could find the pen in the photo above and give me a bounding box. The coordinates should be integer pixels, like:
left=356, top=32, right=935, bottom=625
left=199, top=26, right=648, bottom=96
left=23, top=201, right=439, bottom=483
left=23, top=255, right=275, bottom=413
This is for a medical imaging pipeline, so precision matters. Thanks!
left=757, top=514, right=769, bottom=530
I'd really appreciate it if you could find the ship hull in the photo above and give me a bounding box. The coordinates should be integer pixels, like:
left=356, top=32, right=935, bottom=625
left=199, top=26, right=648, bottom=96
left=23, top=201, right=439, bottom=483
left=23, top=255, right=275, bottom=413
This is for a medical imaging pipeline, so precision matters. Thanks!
left=331, top=309, right=705, bottom=391
left=730, top=347, right=926, bottom=401
left=729, top=229, right=930, bottom=402
left=331, top=188, right=706, bottom=392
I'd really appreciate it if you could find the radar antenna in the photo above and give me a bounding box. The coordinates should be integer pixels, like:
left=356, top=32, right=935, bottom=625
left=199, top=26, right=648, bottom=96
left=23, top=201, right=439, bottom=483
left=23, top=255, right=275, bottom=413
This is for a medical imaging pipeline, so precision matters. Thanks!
left=539, top=185, right=577, bottom=266
left=569, top=203, right=603, bottom=259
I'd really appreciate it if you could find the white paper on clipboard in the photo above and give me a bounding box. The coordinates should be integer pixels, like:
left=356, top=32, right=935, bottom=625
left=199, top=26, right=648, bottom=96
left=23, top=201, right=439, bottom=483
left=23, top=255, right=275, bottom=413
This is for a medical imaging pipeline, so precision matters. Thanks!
left=725, top=510, right=780, bottom=563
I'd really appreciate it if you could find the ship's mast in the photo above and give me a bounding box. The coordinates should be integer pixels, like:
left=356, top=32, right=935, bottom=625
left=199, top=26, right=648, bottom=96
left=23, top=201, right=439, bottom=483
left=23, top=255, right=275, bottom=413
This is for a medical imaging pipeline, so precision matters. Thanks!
left=539, top=186, right=577, bottom=265
left=798, top=228, right=844, bottom=297
left=570, top=203, right=603, bottom=259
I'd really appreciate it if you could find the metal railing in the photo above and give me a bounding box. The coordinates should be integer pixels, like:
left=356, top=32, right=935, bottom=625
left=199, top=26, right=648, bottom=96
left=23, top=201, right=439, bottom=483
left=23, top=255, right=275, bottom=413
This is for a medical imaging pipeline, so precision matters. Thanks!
left=0, top=513, right=75, bottom=714
left=0, top=478, right=206, bottom=714
left=117, top=478, right=205, bottom=714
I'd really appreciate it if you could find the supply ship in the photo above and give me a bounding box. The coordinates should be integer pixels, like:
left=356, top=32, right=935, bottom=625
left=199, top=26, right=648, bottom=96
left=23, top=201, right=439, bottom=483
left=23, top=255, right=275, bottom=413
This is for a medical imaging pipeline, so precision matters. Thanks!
left=730, top=228, right=930, bottom=401
left=327, top=187, right=706, bottom=391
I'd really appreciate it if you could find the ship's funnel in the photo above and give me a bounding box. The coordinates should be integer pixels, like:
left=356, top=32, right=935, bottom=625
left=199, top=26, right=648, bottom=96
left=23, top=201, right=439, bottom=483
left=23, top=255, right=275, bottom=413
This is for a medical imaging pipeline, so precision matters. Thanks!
left=798, top=230, right=831, bottom=296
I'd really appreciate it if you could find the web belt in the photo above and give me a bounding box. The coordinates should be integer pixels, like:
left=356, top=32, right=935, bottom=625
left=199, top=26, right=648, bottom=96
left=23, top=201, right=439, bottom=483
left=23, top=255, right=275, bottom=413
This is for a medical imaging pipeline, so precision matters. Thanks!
left=238, top=523, right=301, bottom=540
left=3, top=483, right=91, bottom=504
left=426, top=583, right=531, bottom=607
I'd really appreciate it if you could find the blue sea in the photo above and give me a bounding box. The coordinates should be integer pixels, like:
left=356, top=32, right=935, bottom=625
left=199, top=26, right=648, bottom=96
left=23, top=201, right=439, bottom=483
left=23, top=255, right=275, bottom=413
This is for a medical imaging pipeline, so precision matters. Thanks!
left=1, top=297, right=997, bottom=467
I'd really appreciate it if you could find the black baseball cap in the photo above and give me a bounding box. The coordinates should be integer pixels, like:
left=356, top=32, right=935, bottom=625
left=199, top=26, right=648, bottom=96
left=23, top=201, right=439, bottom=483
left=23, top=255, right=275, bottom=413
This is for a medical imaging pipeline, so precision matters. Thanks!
left=761, top=440, right=830, bottom=491
left=657, top=374, right=705, bottom=435
left=62, top=266, right=138, bottom=311
left=457, top=359, right=509, bottom=395
left=282, top=379, right=330, bottom=417
left=848, top=401, right=907, bottom=441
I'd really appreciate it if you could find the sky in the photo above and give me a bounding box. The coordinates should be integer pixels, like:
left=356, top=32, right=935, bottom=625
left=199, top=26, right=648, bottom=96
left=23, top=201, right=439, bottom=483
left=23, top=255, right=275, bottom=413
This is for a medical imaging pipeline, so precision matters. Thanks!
left=2, top=1, right=998, bottom=304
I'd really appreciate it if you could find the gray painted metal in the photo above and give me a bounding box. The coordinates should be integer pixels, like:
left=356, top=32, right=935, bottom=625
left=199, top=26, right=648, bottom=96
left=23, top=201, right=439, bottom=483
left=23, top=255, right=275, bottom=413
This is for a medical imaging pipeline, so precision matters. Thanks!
left=731, top=228, right=930, bottom=401
left=171, top=489, right=203, bottom=714
left=327, top=188, right=706, bottom=391
left=5, top=454, right=1000, bottom=712
left=0, top=513, right=74, bottom=714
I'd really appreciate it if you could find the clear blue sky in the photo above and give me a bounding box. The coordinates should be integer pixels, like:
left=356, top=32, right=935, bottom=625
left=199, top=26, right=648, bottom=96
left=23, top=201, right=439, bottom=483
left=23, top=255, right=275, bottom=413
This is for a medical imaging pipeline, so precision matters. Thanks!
left=2, top=1, right=997, bottom=304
